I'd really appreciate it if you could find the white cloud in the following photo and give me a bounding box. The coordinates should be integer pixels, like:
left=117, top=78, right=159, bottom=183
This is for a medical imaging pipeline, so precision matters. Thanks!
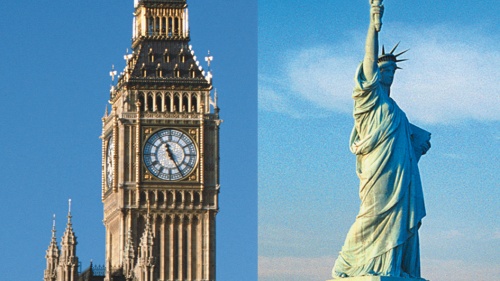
left=259, top=24, right=500, bottom=124
left=258, top=77, right=303, bottom=118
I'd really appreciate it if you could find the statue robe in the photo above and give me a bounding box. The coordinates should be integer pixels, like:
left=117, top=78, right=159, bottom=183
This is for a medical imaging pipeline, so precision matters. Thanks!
left=332, top=64, right=426, bottom=278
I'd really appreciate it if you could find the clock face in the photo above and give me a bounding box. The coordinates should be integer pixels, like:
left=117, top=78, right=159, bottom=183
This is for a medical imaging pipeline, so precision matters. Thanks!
left=143, top=129, right=198, bottom=181
left=106, top=136, right=114, bottom=189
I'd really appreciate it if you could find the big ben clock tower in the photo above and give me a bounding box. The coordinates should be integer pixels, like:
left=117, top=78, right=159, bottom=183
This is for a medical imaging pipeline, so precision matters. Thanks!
left=101, top=0, right=220, bottom=280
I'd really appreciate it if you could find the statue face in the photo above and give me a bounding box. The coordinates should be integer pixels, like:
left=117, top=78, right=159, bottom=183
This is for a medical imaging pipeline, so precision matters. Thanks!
left=379, top=63, right=396, bottom=86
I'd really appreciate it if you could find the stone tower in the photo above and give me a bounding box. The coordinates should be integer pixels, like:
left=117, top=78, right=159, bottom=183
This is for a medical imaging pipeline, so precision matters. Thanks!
left=101, top=0, right=220, bottom=280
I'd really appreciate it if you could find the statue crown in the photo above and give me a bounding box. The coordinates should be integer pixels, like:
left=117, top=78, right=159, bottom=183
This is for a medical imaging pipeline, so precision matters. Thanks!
left=378, top=42, right=408, bottom=66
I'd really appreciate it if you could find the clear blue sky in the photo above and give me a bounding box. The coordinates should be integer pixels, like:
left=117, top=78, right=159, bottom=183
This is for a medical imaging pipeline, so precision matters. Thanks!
left=259, top=0, right=499, bottom=280
left=0, top=1, right=256, bottom=280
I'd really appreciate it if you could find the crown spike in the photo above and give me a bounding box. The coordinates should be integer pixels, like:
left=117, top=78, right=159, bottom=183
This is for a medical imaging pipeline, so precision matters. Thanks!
left=395, top=49, right=409, bottom=58
left=381, top=45, right=386, bottom=55
left=389, top=42, right=400, bottom=54
left=395, top=59, right=408, bottom=63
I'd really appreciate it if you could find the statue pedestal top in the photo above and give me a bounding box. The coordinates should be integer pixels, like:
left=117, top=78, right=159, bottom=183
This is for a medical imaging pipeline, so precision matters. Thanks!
left=327, top=277, right=428, bottom=281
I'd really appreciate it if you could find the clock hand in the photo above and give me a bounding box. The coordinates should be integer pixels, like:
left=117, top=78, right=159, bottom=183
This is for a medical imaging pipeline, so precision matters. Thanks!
left=164, top=143, right=184, bottom=176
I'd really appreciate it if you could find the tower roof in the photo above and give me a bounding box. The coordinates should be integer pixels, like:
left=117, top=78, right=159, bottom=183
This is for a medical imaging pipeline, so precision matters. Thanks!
left=115, top=0, right=212, bottom=90
left=118, top=40, right=211, bottom=90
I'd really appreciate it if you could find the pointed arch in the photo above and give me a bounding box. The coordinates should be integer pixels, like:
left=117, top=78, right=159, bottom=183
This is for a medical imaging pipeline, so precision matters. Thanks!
left=148, top=191, right=156, bottom=205
left=157, top=190, right=165, bottom=206
left=193, top=191, right=201, bottom=207
left=176, top=191, right=183, bottom=206
left=168, top=17, right=173, bottom=37
left=161, top=17, right=166, bottom=35
left=140, top=191, right=147, bottom=206
left=147, top=93, right=154, bottom=111
left=191, top=93, right=198, bottom=113
left=156, top=93, right=162, bottom=112
left=155, top=16, right=160, bottom=36
left=137, top=92, right=145, bottom=112
left=173, top=93, right=180, bottom=112
left=148, top=16, right=154, bottom=36
left=184, top=192, right=192, bottom=206
left=164, top=93, right=172, bottom=112
left=167, top=191, right=174, bottom=206
left=174, top=17, right=179, bottom=36
left=182, top=93, right=189, bottom=113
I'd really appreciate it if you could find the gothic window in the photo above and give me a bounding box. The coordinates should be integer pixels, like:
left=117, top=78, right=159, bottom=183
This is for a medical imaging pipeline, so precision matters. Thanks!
left=185, top=192, right=192, bottom=205
left=164, top=94, right=172, bottom=112
left=148, top=17, right=154, bottom=36
left=161, top=17, right=166, bottom=34
left=174, top=17, right=179, bottom=36
left=167, top=191, right=174, bottom=206
left=168, top=17, right=173, bottom=36
left=157, top=191, right=165, bottom=205
left=138, top=92, right=145, bottom=112
left=140, top=191, right=147, bottom=206
left=147, top=94, right=154, bottom=111
left=176, top=191, right=183, bottom=205
left=149, top=191, right=156, bottom=205
left=191, top=95, right=198, bottom=113
left=173, top=94, right=180, bottom=112
left=193, top=192, right=200, bottom=206
left=182, top=95, right=189, bottom=112
left=156, top=94, right=162, bottom=111
left=155, top=17, right=160, bottom=35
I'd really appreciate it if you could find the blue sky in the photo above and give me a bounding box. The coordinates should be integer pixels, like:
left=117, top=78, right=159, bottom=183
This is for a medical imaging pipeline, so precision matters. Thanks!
left=259, top=0, right=499, bottom=281
left=0, top=1, right=256, bottom=280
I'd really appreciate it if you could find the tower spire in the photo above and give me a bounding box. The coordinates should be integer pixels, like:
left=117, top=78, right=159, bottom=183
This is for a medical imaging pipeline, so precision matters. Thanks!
left=52, top=214, right=57, bottom=239
left=44, top=215, right=60, bottom=281
left=58, top=199, right=79, bottom=281
left=137, top=200, right=155, bottom=281
left=123, top=227, right=136, bottom=281
left=67, top=199, right=72, bottom=224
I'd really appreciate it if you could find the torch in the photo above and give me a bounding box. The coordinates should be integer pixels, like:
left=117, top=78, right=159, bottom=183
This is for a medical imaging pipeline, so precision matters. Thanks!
left=370, top=0, right=383, bottom=32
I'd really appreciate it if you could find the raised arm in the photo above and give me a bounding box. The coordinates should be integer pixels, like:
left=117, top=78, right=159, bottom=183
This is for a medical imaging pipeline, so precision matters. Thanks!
left=363, top=3, right=384, bottom=81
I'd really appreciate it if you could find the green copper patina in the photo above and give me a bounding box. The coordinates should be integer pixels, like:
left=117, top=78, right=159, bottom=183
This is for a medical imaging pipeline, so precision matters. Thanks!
left=332, top=2, right=431, bottom=279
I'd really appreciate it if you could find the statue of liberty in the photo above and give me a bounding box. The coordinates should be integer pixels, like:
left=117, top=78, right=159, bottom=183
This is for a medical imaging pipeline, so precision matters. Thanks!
left=332, top=1, right=431, bottom=279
